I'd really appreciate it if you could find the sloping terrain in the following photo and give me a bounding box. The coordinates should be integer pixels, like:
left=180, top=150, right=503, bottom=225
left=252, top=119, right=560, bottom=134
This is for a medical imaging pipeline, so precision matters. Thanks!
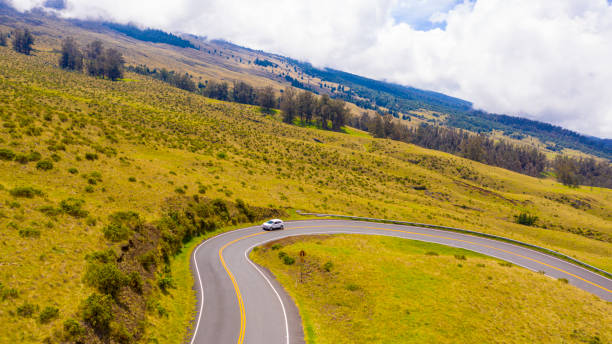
left=1, top=4, right=610, bottom=161
left=0, top=8, right=611, bottom=343
left=0, top=42, right=611, bottom=343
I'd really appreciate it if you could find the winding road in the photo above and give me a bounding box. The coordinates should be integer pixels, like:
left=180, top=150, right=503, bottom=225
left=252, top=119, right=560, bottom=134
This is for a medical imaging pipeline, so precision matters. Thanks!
left=189, top=219, right=612, bottom=344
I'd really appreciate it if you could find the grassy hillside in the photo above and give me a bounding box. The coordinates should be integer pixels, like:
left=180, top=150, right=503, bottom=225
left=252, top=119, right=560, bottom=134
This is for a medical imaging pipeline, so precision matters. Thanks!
left=2, top=5, right=610, bottom=162
left=0, top=43, right=610, bottom=343
left=252, top=235, right=611, bottom=344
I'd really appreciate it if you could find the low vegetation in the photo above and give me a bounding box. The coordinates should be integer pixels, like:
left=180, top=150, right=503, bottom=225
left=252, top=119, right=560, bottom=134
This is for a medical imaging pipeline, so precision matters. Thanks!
left=252, top=235, right=612, bottom=343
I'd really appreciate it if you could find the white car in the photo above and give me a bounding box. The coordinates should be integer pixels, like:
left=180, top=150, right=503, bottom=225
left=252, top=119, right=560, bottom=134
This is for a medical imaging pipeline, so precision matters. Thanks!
left=262, top=219, right=284, bottom=231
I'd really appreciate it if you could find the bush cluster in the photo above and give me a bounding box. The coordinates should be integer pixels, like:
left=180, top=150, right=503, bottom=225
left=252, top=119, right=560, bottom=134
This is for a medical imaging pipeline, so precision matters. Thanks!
left=515, top=212, right=538, bottom=226
left=9, top=186, right=43, bottom=198
left=60, top=198, right=88, bottom=218
left=81, top=293, right=113, bottom=332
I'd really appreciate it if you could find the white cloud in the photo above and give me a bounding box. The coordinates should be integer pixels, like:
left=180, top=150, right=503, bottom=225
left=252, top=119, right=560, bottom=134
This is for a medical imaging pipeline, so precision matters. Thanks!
left=7, top=0, right=612, bottom=138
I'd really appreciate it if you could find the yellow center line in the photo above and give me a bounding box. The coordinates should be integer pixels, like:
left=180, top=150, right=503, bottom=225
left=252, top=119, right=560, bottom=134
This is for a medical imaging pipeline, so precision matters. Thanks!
left=218, top=231, right=266, bottom=344
left=219, top=225, right=611, bottom=344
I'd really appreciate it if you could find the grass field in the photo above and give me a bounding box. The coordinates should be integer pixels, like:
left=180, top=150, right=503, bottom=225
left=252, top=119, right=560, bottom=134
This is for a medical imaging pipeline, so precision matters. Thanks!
left=0, top=42, right=610, bottom=343
left=252, top=235, right=612, bottom=344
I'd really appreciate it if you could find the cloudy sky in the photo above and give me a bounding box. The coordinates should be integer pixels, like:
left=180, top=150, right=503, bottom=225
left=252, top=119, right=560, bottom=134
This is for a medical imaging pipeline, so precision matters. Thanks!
left=8, top=0, right=612, bottom=138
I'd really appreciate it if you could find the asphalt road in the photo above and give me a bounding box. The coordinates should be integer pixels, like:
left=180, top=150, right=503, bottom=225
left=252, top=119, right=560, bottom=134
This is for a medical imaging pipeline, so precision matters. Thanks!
left=189, top=219, right=612, bottom=344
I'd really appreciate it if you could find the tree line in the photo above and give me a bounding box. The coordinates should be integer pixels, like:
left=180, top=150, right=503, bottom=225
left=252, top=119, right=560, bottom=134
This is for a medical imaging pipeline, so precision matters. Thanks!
left=552, top=155, right=612, bottom=189
left=128, top=64, right=351, bottom=131
left=351, top=114, right=547, bottom=176
left=59, top=37, right=125, bottom=80
left=1, top=28, right=35, bottom=55
left=349, top=113, right=612, bottom=187
left=128, top=65, right=197, bottom=92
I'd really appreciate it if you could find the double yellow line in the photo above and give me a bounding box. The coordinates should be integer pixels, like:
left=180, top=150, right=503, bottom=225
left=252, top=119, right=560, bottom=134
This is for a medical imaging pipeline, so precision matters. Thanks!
left=218, top=225, right=612, bottom=344
left=218, top=232, right=266, bottom=344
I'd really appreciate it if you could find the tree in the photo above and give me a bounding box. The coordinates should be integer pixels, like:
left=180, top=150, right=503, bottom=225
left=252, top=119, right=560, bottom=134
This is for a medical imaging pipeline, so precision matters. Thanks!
left=316, top=94, right=332, bottom=129
left=257, top=86, right=276, bottom=112
left=59, top=37, right=83, bottom=71
left=12, top=28, right=34, bottom=55
left=0, top=32, right=7, bottom=47
left=280, top=87, right=298, bottom=124
left=85, top=40, right=105, bottom=77
left=203, top=80, right=229, bottom=101
left=297, top=91, right=315, bottom=125
left=329, top=98, right=349, bottom=131
left=102, top=48, right=124, bottom=81
left=554, top=155, right=580, bottom=187
left=368, top=115, right=385, bottom=138
left=232, top=81, right=256, bottom=104
left=173, top=73, right=196, bottom=92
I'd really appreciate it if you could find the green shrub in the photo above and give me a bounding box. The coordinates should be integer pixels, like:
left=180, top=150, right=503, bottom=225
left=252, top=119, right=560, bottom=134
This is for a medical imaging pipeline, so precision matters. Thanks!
left=38, top=205, right=61, bottom=216
left=109, top=211, right=141, bottom=229
left=63, top=318, right=84, bottom=339
left=85, top=185, right=94, bottom=193
left=84, top=262, right=127, bottom=297
left=278, top=251, right=287, bottom=259
left=282, top=255, right=295, bottom=265
left=111, top=322, right=132, bottom=343
left=157, top=274, right=174, bottom=292
left=17, top=302, right=38, bottom=317
left=60, top=198, right=88, bottom=218
left=102, top=223, right=130, bottom=242
left=67, top=167, right=78, bottom=174
left=174, top=187, right=185, bottom=194
left=50, top=153, right=61, bottom=162
left=454, top=255, right=467, bottom=260
left=216, top=151, right=227, bottom=159
left=127, top=271, right=143, bottom=293
left=36, top=160, right=54, bottom=171
left=28, top=151, right=41, bottom=161
left=425, top=251, right=439, bottom=256
left=323, top=261, right=333, bottom=272
left=85, top=153, right=99, bottom=161
left=515, top=212, right=538, bottom=226
left=271, top=244, right=282, bottom=250
left=128, top=176, right=136, bottom=182
left=86, top=249, right=116, bottom=264
left=9, top=186, right=43, bottom=198
left=38, top=306, right=59, bottom=324
left=0, top=148, right=15, bottom=160
left=558, top=278, right=569, bottom=284
left=499, top=261, right=513, bottom=267
left=19, top=228, right=41, bottom=238
left=81, top=293, right=113, bottom=331
left=139, top=251, right=157, bottom=271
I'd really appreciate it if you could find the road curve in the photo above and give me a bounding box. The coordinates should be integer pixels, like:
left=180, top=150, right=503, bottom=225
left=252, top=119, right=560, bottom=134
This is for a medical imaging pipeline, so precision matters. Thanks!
left=189, top=219, right=612, bottom=344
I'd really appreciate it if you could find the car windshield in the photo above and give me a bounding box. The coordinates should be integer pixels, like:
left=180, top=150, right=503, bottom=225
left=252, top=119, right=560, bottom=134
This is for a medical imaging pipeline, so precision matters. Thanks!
left=266, top=220, right=274, bottom=224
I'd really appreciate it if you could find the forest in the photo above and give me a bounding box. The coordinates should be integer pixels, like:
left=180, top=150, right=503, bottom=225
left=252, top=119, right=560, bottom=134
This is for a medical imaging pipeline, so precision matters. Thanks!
left=105, top=23, right=196, bottom=49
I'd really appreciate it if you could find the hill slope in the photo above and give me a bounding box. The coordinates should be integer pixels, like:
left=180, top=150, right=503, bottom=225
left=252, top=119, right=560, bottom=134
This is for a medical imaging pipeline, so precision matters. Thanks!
left=1, top=3, right=610, bottom=162
left=0, top=40, right=611, bottom=343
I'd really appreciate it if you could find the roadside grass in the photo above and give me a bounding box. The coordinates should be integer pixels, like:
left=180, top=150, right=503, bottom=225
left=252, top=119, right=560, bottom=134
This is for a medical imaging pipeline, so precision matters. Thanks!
left=0, top=45, right=611, bottom=342
left=251, top=235, right=612, bottom=344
